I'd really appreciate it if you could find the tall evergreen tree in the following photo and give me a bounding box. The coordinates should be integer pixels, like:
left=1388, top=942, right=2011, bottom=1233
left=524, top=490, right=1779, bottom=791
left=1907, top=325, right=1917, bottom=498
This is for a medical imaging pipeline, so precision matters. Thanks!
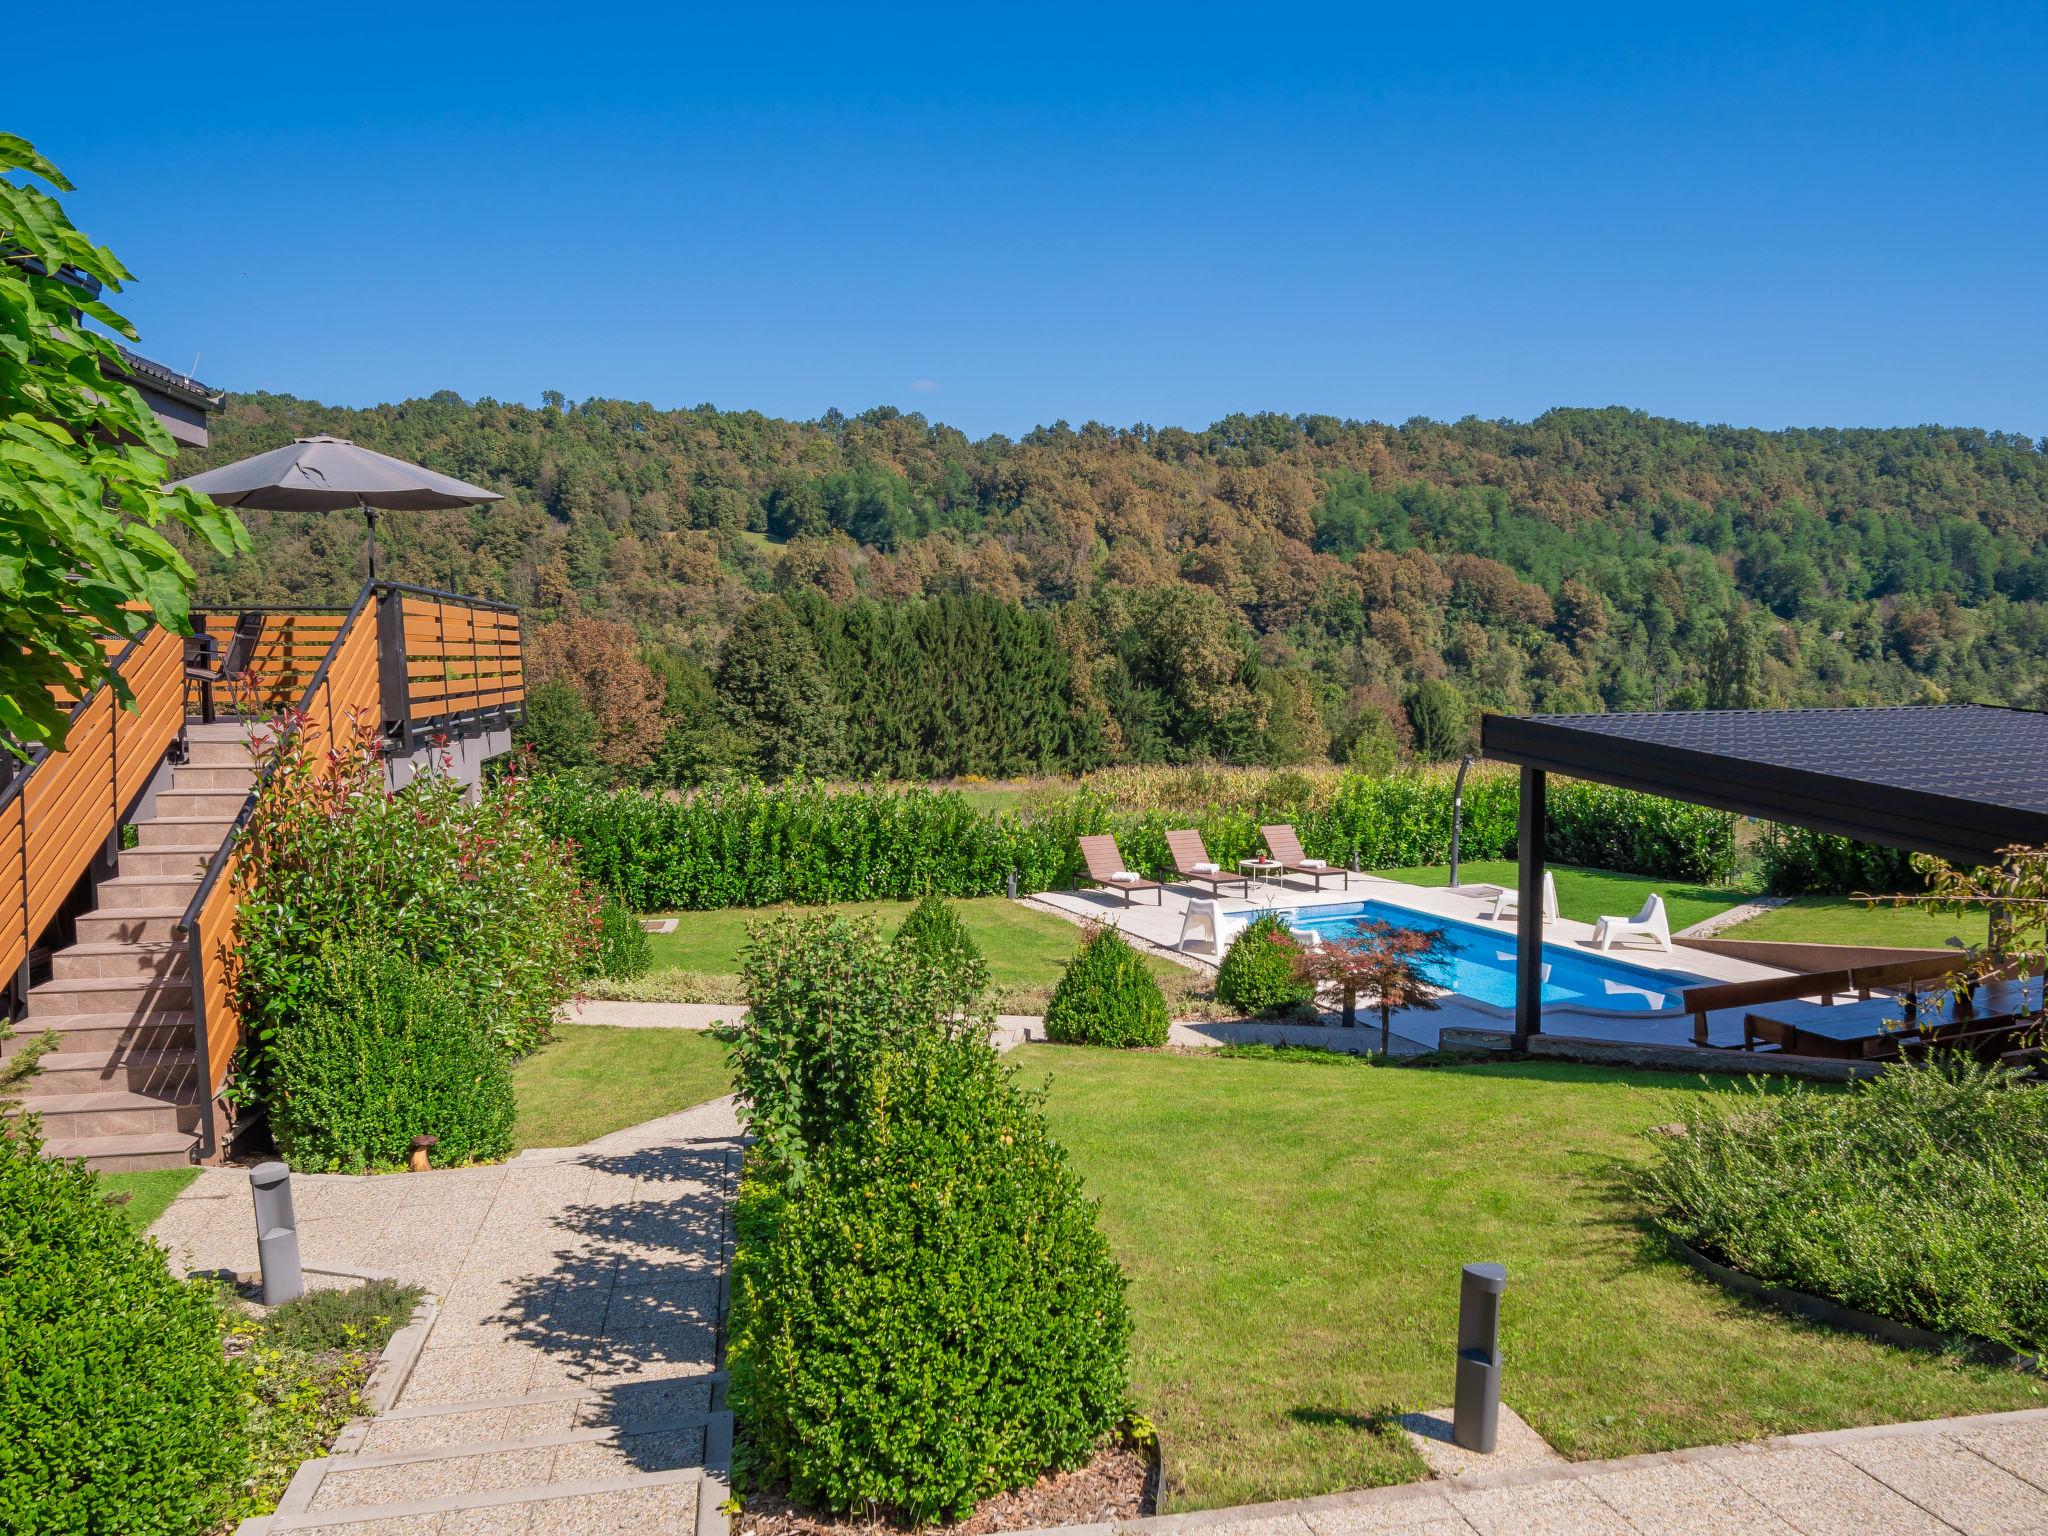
left=715, top=599, right=847, bottom=780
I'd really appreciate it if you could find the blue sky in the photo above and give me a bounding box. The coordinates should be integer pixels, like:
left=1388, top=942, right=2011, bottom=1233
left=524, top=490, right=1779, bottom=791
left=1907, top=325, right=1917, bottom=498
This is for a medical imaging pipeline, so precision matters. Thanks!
left=21, top=2, right=2047, bottom=439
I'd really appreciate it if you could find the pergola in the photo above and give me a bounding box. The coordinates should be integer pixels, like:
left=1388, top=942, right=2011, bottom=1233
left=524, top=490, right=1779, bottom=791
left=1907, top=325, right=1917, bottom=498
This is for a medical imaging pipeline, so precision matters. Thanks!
left=1479, top=705, right=2048, bottom=1047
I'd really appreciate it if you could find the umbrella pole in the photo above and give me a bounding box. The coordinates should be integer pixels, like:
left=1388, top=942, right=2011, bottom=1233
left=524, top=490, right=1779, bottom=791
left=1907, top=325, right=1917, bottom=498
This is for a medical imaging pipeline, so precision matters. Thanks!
left=363, top=503, right=380, bottom=580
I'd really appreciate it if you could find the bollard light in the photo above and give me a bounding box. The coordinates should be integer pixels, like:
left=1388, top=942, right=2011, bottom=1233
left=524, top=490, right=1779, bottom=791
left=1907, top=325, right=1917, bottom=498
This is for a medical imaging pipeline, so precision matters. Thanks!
left=1452, top=1261, right=1505, bottom=1452
left=1007, top=869, right=1018, bottom=900
left=250, top=1161, right=305, bottom=1307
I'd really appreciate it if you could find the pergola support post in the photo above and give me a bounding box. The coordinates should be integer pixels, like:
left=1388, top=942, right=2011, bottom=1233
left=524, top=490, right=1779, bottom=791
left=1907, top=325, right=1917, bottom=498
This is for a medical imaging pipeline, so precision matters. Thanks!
left=1514, top=767, right=1545, bottom=1049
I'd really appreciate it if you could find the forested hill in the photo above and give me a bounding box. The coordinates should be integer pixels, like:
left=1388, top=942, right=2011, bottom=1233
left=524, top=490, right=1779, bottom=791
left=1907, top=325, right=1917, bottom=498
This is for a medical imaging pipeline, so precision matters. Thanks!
left=173, top=392, right=2048, bottom=776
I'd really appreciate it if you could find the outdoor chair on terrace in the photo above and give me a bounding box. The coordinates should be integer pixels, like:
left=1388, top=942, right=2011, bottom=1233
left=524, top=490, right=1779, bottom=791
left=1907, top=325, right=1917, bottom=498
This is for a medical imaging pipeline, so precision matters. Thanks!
left=1165, top=829, right=1253, bottom=897
left=184, top=610, right=265, bottom=725
left=1078, top=834, right=1163, bottom=906
left=1259, top=824, right=1349, bottom=891
left=1593, top=893, right=1671, bottom=953
left=1490, top=870, right=1559, bottom=927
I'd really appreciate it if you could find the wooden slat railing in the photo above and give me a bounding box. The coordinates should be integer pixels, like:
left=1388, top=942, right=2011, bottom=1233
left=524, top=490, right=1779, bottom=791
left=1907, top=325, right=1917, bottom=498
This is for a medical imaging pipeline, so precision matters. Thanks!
left=381, top=583, right=524, bottom=748
left=194, top=607, right=351, bottom=713
left=0, top=626, right=185, bottom=989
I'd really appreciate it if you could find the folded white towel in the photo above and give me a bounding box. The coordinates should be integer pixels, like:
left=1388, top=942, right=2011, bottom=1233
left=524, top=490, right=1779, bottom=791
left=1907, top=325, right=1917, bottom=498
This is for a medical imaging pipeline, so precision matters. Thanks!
left=1109, top=870, right=1140, bottom=883
left=1193, top=861, right=1220, bottom=873
left=1301, top=857, right=1328, bottom=868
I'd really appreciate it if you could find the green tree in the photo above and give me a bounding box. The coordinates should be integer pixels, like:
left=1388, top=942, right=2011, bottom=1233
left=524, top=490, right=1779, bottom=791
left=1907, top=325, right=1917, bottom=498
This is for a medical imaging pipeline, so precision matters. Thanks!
left=518, top=677, right=597, bottom=771
left=1705, top=618, right=1767, bottom=709
left=0, top=134, right=247, bottom=752
left=1404, top=678, right=1470, bottom=760
left=715, top=597, right=847, bottom=780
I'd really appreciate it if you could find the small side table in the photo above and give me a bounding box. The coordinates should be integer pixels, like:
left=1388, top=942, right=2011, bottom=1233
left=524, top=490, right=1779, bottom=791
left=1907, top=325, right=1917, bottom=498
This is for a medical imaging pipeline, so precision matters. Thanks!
left=1239, top=857, right=1283, bottom=887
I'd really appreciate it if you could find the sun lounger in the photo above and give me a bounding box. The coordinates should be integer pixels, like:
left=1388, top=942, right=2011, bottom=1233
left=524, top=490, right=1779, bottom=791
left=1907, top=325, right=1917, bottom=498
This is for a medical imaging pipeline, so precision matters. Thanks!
left=1259, top=824, right=1349, bottom=891
left=1593, top=893, right=1670, bottom=953
left=1165, top=829, right=1253, bottom=897
left=1077, top=833, right=1163, bottom=906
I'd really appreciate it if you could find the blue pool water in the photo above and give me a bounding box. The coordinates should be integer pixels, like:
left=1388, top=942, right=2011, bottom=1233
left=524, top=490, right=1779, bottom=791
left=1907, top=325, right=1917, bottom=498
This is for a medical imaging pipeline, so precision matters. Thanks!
left=1282, top=900, right=1705, bottom=1013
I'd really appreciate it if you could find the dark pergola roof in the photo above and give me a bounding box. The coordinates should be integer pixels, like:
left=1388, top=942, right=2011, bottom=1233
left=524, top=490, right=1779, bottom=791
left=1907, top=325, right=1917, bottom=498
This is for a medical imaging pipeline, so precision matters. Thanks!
left=1481, top=704, right=2048, bottom=867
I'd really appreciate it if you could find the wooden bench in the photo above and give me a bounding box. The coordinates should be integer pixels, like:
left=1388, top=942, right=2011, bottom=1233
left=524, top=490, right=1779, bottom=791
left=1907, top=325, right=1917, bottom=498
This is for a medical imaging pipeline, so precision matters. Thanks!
left=1680, top=969, right=1853, bottom=1049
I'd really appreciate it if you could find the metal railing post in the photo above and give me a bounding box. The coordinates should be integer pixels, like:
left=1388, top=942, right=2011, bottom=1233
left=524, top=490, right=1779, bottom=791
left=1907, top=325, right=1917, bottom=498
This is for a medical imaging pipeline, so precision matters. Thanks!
left=375, top=585, right=411, bottom=753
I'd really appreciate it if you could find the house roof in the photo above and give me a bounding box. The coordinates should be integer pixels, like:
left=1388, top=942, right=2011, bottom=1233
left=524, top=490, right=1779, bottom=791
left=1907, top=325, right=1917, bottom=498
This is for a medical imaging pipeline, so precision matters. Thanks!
left=112, top=346, right=220, bottom=412
left=1480, top=704, right=2048, bottom=866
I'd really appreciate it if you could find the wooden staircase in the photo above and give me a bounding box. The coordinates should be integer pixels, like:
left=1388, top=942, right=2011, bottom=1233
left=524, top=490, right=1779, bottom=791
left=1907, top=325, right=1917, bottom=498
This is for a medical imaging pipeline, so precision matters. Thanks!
left=6, top=722, right=254, bottom=1170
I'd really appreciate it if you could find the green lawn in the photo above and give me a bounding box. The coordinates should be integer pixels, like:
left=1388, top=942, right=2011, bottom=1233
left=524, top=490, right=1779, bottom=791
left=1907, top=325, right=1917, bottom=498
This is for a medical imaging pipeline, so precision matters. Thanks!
left=642, top=896, right=1194, bottom=1012
left=1720, top=894, right=1986, bottom=950
left=1381, top=860, right=1746, bottom=933
left=100, top=1167, right=199, bottom=1233
left=510, top=1025, right=732, bottom=1149
left=1028, top=1047, right=2043, bottom=1510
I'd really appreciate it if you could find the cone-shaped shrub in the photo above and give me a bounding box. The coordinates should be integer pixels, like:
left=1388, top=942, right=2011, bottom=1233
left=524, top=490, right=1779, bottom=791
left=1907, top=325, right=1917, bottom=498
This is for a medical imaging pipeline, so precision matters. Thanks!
left=1043, top=924, right=1169, bottom=1047
left=892, top=893, right=990, bottom=1005
left=1215, top=912, right=1315, bottom=1016
left=730, top=1028, right=1131, bottom=1522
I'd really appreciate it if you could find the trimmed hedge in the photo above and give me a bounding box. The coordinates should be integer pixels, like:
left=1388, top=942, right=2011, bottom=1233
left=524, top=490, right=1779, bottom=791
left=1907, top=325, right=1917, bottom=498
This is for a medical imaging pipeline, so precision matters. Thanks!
left=528, top=765, right=1737, bottom=910
left=0, top=1122, right=247, bottom=1535
left=729, top=1029, right=1131, bottom=1522
left=1043, top=925, right=1169, bottom=1047
left=1215, top=913, right=1315, bottom=1016
left=269, top=942, right=516, bottom=1172
left=1757, top=825, right=1924, bottom=895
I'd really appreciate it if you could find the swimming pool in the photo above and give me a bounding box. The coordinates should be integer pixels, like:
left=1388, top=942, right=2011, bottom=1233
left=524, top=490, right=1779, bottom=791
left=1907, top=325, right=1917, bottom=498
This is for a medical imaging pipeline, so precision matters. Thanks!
left=1281, top=899, right=1705, bottom=1013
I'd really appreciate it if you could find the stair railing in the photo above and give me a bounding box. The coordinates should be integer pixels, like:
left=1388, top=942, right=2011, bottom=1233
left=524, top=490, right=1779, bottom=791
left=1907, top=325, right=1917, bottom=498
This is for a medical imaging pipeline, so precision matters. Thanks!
left=0, top=626, right=186, bottom=1007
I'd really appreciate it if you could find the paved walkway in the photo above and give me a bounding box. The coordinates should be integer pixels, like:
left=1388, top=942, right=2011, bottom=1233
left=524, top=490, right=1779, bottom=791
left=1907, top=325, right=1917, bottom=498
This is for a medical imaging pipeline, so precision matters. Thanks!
left=1068, top=1408, right=2048, bottom=1536
left=151, top=1098, right=743, bottom=1534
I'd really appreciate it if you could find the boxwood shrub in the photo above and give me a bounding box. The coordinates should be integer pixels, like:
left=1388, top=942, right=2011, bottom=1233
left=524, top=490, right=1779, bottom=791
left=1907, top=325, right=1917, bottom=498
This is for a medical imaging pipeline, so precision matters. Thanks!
left=1043, top=924, right=1169, bottom=1047
left=893, top=892, right=991, bottom=1006
left=269, top=941, right=516, bottom=1172
left=592, top=893, right=653, bottom=980
left=729, top=1030, right=1131, bottom=1523
left=1215, top=913, right=1315, bottom=1016
left=0, top=1122, right=246, bottom=1535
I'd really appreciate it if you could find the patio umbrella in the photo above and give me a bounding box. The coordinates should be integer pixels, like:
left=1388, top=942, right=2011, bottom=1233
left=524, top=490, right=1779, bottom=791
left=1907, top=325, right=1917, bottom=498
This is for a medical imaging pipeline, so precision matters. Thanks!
left=171, top=435, right=502, bottom=579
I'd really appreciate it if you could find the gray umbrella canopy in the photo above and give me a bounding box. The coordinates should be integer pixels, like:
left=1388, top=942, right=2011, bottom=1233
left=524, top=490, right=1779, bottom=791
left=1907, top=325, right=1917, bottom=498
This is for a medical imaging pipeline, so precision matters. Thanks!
left=171, top=435, right=501, bottom=513
left=171, top=435, right=502, bottom=579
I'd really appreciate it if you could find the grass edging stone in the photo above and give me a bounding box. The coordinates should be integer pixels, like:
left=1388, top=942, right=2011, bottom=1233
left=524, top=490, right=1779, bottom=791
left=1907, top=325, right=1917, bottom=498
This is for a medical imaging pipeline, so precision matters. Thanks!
left=1664, top=1233, right=2047, bottom=1379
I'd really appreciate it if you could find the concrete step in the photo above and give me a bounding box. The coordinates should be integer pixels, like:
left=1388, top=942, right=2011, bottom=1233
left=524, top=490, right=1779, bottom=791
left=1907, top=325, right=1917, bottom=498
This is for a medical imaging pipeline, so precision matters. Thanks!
left=92, top=874, right=204, bottom=911
left=39, top=1128, right=197, bottom=1172
left=183, top=737, right=257, bottom=767
left=29, top=1048, right=196, bottom=1095
left=50, top=940, right=188, bottom=982
left=118, top=845, right=217, bottom=879
left=154, top=788, right=250, bottom=821
left=75, top=907, right=188, bottom=945
left=137, top=817, right=236, bottom=849
left=185, top=719, right=264, bottom=743
left=172, top=764, right=257, bottom=792
left=290, top=1416, right=712, bottom=1520
left=0, top=1011, right=194, bottom=1057
left=24, top=975, right=193, bottom=1017
left=9, top=1083, right=202, bottom=1136
left=348, top=1376, right=726, bottom=1457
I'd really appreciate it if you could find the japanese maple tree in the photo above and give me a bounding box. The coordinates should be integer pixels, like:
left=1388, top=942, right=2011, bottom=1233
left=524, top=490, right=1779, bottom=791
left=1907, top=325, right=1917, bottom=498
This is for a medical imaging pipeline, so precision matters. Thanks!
left=1290, top=918, right=1451, bottom=1055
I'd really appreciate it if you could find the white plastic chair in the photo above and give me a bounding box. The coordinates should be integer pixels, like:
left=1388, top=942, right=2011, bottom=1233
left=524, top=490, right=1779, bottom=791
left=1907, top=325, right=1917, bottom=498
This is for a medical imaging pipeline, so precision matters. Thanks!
left=1180, top=898, right=1222, bottom=953
left=1490, top=870, right=1560, bottom=926
left=1594, top=893, right=1671, bottom=952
